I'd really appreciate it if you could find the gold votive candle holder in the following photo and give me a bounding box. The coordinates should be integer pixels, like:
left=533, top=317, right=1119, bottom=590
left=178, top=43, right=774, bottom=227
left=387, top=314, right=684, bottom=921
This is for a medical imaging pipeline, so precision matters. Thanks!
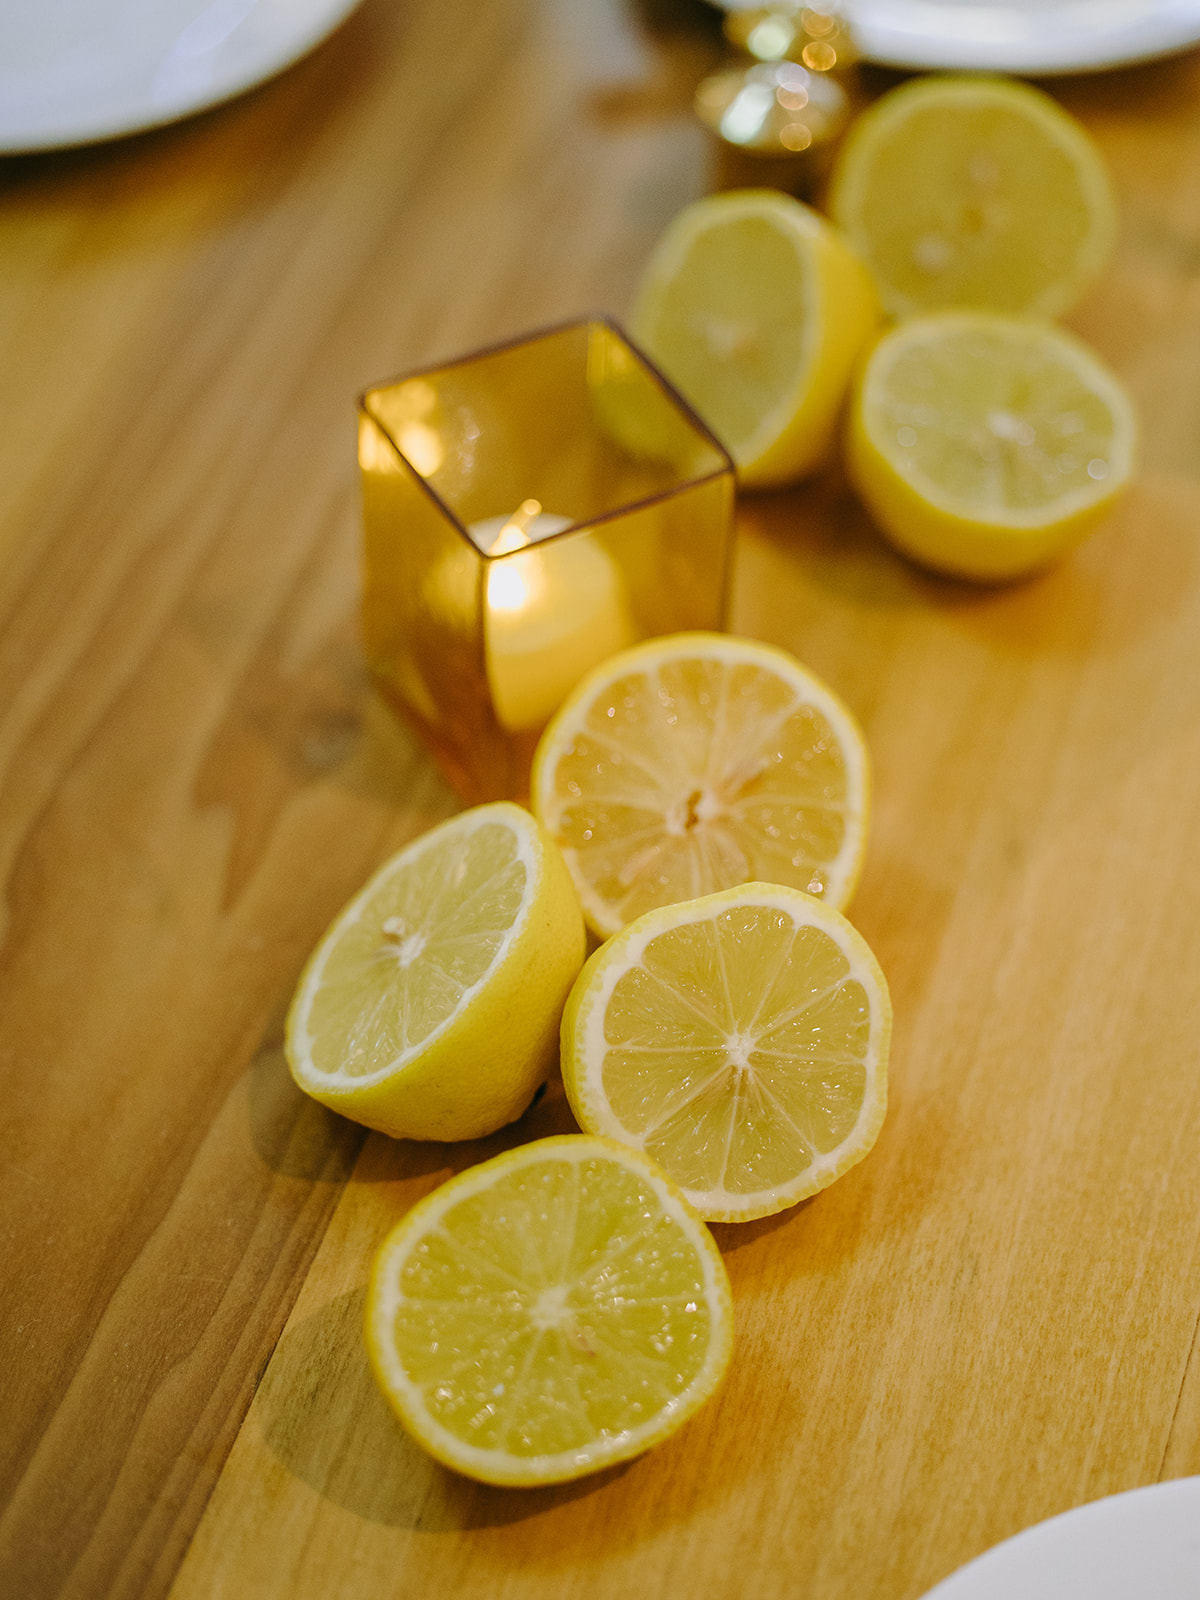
left=359, top=316, right=736, bottom=802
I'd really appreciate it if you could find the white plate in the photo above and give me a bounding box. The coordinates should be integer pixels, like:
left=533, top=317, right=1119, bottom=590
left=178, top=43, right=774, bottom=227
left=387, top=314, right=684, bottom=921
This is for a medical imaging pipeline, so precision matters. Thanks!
left=0, top=0, right=363, bottom=153
left=918, top=1477, right=1200, bottom=1600
left=712, top=0, right=1200, bottom=74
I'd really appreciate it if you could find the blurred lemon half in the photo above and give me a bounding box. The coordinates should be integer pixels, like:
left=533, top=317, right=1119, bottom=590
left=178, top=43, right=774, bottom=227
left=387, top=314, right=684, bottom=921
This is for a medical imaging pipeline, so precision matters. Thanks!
left=828, top=74, right=1117, bottom=319
left=632, top=189, right=880, bottom=488
left=847, top=309, right=1137, bottom=580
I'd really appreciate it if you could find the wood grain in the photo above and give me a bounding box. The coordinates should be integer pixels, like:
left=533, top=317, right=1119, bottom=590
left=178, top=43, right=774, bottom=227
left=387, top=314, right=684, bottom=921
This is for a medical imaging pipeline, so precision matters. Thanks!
left=2, top=2, right=1199, bottom=1598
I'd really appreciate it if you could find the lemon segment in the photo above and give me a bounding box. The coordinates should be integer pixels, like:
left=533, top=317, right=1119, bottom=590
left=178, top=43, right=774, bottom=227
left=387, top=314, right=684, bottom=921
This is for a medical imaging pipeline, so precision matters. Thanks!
left=847, top=310, right=1138, bottom=580
left=285, top=803, right=585, bottom=1141
left=531, top=631, right=870, bottom=941
left=560, top=885, right=891, bottom=1222
left=632, top=189, right=880, bottom=488
left=365, top=1134, right=734, bottom=1485
left=827, top=74, right=1116, bottom=319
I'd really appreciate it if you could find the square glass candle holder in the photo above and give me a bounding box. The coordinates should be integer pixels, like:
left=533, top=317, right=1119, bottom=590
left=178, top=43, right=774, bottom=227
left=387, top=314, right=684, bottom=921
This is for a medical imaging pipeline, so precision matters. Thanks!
left=359, top=316, right=736, bottom=802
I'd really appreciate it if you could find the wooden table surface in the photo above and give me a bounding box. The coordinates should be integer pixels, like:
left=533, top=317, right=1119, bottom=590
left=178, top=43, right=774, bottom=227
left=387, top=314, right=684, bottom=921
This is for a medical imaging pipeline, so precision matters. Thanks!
left=3, top=3, right=1200, bottom=1597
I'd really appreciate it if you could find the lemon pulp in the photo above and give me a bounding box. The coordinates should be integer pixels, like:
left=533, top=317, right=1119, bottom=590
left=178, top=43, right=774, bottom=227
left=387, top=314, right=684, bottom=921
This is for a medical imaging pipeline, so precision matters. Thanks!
left=561, top=885, right=891, bottom=1222
left=286, top=803, right=585, bottom=1141
left=532, top=632, right=870, bottom=940
left=300, top=819, right=527, bottom=1079
left=847, top=310, right=1138, bottom=580
left=365, top=1135, right=734, bottom=1484
left=828, top=74, right=1116, bottom=318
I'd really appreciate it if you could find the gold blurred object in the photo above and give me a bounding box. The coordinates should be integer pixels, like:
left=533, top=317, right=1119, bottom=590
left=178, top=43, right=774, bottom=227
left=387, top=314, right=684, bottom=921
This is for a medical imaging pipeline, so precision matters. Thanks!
left=695, top=57, right=850, bottom=159
left=722, top=4, right=860, bottom=73
left=696, top=2, right=859, bottom=182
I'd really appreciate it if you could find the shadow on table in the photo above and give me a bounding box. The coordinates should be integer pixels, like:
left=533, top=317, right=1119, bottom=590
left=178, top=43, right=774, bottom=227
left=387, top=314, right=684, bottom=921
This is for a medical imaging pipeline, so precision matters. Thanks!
left=256, top=1284, right=628, bottom=1531
left=246, top=1033, right=366, bottom=1183
left=733, top=457, right=1193, bottom=669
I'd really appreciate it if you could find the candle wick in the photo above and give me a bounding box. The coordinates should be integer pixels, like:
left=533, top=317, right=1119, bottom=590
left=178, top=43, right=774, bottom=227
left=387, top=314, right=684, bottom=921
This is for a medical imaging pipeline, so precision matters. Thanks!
left=490, top=498, right=542, bottom=556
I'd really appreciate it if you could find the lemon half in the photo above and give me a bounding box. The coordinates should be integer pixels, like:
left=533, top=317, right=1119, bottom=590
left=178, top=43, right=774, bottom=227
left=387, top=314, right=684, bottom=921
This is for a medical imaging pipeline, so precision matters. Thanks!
left=632, top=189, right=880, bottom=487
left=828, top=74, right=1116, bottom=319
left=560, top=885, right=891, bottom=1222
left=286, top=803, right=585, bottom=1141
left=365, top=1134, right=734, bottom=1485
left=532, top=631, right=870, bottom=940
left=847, top=310, right=1138, bottom=580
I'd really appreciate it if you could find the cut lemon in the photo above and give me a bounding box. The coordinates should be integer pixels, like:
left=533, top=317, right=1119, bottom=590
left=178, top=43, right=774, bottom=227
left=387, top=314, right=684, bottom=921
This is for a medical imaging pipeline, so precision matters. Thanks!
left=631, top=189, right=880, bottom=487
left=531, top=632, right=870, bottom=941
left=285, top=803, right=585, bottom=1141
left=847, top=310, right=1138, bottom=580
left=365, top=1134, right=734, bottom=1485
left=560, top=884, right=891, bottom=1222
left=827, top=74, right=1116, bottom=319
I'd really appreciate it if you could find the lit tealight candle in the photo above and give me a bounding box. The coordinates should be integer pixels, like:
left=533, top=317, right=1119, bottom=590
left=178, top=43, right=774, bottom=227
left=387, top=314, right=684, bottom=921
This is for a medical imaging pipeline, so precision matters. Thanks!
left=468, top=499, right=636, bottom=734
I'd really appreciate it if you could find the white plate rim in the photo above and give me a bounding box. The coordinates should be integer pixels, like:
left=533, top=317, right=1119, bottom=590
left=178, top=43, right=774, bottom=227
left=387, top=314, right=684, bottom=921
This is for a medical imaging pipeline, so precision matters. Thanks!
left=710, top=0, right=1200, bottom=75
left=0, top=0, right=364, bottom=155
left=917, top=1476, right=1200, bottom=1600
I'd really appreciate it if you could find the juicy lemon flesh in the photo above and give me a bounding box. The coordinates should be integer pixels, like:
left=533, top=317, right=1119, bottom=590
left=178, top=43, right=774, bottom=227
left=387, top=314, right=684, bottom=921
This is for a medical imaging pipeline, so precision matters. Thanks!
left=638, top=210, right=813, bottom=461
left=537, top=646, right=865, bottom=938
left=368, top=1139, right=733, bottom=1484
left=303, top=820, right=527, bottom=1081
left=575, top=898, right=882, bottom=1219
left=830, top=78, right=1115, bottom=317
left=868, top=317, right=1123, bottom=520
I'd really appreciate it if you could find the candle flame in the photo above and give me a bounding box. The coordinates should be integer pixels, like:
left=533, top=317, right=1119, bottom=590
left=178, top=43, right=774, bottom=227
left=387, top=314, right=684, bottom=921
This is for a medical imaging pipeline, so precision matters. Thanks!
left=488, top=500, right=543, bottom=612
left=490, top=498, right=542, bottom=556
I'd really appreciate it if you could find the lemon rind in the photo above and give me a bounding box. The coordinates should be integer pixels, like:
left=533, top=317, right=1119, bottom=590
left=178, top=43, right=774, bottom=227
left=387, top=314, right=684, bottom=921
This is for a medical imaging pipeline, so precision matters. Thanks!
left=364, top=1134, right=735, bottom=1486
left=734, top=209, right=880, bottom=486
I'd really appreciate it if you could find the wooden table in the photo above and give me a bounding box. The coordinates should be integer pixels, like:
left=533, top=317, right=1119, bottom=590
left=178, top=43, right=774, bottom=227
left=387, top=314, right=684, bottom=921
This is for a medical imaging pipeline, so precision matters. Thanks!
left=3, top=4, right=1199, bottom=1597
